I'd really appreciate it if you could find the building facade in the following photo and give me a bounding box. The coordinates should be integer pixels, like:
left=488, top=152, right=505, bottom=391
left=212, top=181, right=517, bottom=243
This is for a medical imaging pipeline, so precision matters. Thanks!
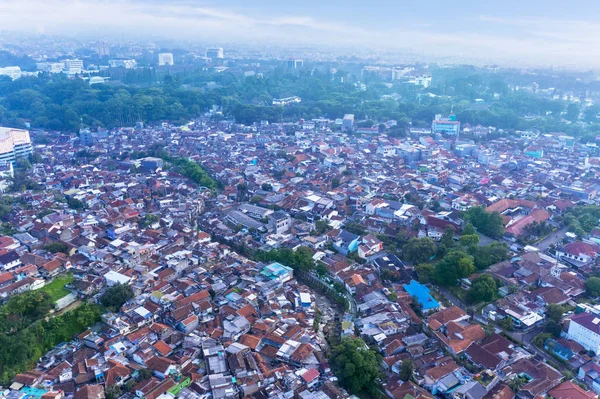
left=206, top=47, right=224, bottom=59
left=567, top=312, right=600, bottom=353
left=432, top=114, right=460, bottom=135
left=158, top=53, right=174, bottom=66
left=0, top=128, right=32, bottom=163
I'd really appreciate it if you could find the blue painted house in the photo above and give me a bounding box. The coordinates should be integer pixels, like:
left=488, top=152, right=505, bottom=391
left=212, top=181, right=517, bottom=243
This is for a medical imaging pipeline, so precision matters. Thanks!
left=333, top=230, right=360, bottom=255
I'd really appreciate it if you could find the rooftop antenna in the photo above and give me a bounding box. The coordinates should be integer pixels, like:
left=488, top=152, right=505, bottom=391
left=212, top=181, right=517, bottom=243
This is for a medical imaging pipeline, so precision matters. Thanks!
left=550, top=254, right=561, bottom=278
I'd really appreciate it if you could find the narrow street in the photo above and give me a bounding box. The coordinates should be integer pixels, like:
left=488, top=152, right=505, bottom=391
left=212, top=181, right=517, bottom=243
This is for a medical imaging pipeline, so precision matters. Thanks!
left=436, top=286, right=468, bottom=309
left=534, top=227, right=568, bottom=251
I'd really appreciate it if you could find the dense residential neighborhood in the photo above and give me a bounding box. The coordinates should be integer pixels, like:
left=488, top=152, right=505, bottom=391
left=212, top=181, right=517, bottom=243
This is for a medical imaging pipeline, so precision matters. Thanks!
left=0, top=107, right=599, bottom=399
left=1, top=21, right=600, bottom=399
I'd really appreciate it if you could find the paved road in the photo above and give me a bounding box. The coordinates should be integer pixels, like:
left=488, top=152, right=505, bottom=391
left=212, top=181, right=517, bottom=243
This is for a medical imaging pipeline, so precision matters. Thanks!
left=533, top=226, right=568, bottom=251
left=436, top=286, right=468, bottom=309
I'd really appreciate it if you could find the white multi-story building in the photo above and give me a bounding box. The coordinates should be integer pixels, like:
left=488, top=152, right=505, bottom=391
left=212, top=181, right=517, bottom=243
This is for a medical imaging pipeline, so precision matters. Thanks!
left=37, top=62, right=64, bottom=73
left=206, top=47, right=224, bottom=59
left=158, top=53, right=174, bottom=66
left=109, top=59, right=137, bottom=69
left=0, top=66, right=22, bottom=80
left=0, top=127, right=32, bottom=163
left=342, top=114, right=354, bottom=133
left=567, top=312, right=600, bottom=353
left=62, top=59, right=84, bottom=74
left=268, top=211, right=291, bottom=234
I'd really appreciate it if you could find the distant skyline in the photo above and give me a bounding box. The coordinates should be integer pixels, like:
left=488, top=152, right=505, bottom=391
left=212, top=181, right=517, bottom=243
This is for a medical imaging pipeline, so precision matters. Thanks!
left=1, top=0, right=600, bottom=67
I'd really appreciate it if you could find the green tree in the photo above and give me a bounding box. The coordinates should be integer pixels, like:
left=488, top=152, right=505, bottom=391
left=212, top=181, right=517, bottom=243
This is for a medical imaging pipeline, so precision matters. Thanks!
left=315, top=263, right=328, bottom=277
left=467, top=274, right=497, bottom=303
left=100, top=283, right=134, bottom=312
left=545, top=304, right=564, bottom=323
left=140, top=214, right=159, bottom=228
left=402, top=238, right=436, bottom=264
left=330, top=338, right=381, bottom=393
left=565, top=103, right=580, bottom=122
left=105, top=384, right=123, bottom=399
left=460, top=234, right=480, bottom=247
left=499, top=317, right=514, bottom=332
left=586, top=277, right=600, bottom=297
left=313, top=220, right=331, bottom=235
left=137, top=368, right=153, bottom=381
left=250, top=195, right=263, bottom=204
left=124, top=379, right=137, bottom=392
left=410, top=295, right=424, bottom=318
left=399, top=359, right=414, bottom=381
left=434, top=251, right=474, bottom=286
left=533, top=332, right=552, bottom=347
left=469, top=242, right=509, bottom=270
left=546, top=320, right=562, bottom=337
left=66, top=197, right=84, bottom=210
left=465, top=207, right=504, bottom=238
left=254, top=246, right=315, bottom=272
left=508, top=376, right=527, bottom=392
left=438, top=227, right=456, bottom=255
left=462, top=222, right=476, bottom=235
left=31, top=152, right=43, bottom=164
left=261, top=183, right=272, bottom=191
left=15, top=158, right=31, bottom=170
left=415, top=263, right=435, bottom=284
left=43, top=242, right=69, bottom=254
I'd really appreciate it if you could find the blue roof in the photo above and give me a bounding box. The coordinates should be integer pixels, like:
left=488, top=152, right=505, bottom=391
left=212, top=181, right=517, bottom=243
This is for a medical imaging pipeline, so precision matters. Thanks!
left=265, top=262, right=292, bottom=275
left=403, top=280, right=440, bottom=310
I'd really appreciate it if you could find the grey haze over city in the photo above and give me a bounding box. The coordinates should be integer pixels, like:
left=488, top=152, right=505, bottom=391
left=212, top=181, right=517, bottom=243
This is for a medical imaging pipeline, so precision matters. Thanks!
left=2, top=0, right=600, bottom=67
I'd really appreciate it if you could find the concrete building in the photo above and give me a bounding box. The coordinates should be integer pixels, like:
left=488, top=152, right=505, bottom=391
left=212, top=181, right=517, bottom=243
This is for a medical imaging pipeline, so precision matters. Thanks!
left=141, top=157, right=164, bottom=172
left=342, top=114, right=355, bottom=133
left=432, top=114, right=460, bottom=135
left=567, top=312, right=600, bottom=353
left=206, top=47, right=224, bottom=59
left=79, top=129, right=96, bottom=146
left=97, top=41, right=110, bottom=56
left=109, top=59, right=137, bottom=69
left=37, top=62, right=64, bottom=73
left=0, top=127, right=32, bottom=163
left=268, top=211, right=291, bottom=234
left=158, top=53, right=174, bottom=66
left=287, top=58, right=304, bottom=69
left=62, top=59, right=84, bottom=74
left=0, top=66, right=22, bottom=80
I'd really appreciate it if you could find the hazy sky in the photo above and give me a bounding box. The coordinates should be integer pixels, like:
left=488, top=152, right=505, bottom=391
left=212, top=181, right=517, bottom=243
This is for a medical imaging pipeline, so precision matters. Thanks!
left=1, top=0, right=600, bottom=67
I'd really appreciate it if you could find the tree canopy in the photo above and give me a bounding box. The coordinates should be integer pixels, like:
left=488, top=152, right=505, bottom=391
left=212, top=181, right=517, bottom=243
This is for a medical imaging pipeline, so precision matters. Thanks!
left=254, top=246, right=315, bottom=272
left=468, top=242, right=510, bottom=270
left=402, top=237, right=436, bottom=264
left=100, top=283, right=134, bottom=312
left=0, top=302, right=102, bottom=385
left=0, top=66, right=597, bottom=140
left=434, top=251, right=475, bottom=286
left=586, top=277, right=600, bottom=297
left=467, top=274, right=498, bottom=304
left=465, top=207, right=505, bottom=238
left=399, top=359, right=414, bottom=381
left=330, top=338, right=381, bottom=393
left=43, top=242, right=69, bottom=254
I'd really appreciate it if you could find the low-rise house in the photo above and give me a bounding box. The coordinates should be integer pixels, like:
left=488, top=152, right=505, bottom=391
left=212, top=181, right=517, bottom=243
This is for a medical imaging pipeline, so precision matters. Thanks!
left=547, top=381, right=597, bottom=399
left=358, top=234, right=383, bottom=259
left=333, top=230, right=360, bottom=255
left=556, top=242, right=599, bottom=267
left=502, top=358, right=562, bottom=399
